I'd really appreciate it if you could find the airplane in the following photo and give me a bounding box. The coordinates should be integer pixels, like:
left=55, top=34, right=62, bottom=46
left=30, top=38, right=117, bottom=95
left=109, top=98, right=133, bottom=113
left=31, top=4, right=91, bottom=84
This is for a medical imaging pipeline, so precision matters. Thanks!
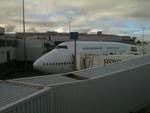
left=33, top=41, right=139, bottom=74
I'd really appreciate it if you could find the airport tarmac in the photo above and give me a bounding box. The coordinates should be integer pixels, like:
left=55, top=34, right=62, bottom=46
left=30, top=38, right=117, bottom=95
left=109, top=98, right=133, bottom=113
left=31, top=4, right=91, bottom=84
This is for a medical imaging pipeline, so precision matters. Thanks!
left=0, top=62, right=43, bottom=80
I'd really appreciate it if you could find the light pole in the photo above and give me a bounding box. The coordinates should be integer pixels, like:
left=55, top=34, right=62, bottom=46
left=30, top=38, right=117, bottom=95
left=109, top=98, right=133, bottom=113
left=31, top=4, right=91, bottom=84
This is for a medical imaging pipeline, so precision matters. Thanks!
left=68, top=17, right=77, bottom=71
left=22, top=0, right=27, bottom=67
left=68, top=17, right=72, bottom=33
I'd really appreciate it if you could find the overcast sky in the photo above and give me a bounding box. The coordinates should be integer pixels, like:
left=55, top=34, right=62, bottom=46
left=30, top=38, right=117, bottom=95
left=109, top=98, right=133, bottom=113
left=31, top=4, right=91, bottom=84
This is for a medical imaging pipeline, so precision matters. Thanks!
left=0, top=0, right=150, bottom=40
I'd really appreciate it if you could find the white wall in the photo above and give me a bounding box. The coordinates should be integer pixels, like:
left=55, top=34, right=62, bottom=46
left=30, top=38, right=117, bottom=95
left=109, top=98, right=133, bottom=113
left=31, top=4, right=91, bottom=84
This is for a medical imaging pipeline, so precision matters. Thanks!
left=16, top=39, right=46, bottom=61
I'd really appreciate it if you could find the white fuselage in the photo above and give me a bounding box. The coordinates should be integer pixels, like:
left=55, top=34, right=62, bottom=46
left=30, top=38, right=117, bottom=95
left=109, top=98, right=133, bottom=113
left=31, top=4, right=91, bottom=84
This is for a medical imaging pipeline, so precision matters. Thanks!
left=33, top=41, right=138, bottom=74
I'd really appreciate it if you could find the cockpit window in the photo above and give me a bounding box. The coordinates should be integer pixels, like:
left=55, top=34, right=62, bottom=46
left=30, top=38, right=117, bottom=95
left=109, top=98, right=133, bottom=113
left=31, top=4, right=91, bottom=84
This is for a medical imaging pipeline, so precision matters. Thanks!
left=56, top=45, right=68, bottom=49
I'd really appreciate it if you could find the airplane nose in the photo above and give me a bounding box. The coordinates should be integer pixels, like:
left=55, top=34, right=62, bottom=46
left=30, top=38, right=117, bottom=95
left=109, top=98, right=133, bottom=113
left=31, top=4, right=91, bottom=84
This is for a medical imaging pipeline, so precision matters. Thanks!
left=33, top=60, right=41, bottom=71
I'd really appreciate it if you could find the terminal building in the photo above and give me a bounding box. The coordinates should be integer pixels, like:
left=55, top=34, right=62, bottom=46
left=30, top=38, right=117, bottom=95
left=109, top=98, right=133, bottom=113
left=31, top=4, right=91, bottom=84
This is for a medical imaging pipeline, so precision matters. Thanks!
left=16, top=31, right=136, bottom=45
left=0, top=27, right=136, bottom=63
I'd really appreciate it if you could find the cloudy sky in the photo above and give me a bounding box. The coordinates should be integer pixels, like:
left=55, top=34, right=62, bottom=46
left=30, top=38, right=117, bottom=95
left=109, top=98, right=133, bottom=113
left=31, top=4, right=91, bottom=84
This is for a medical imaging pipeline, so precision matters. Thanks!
left=0, top=0, right=150, bottom=40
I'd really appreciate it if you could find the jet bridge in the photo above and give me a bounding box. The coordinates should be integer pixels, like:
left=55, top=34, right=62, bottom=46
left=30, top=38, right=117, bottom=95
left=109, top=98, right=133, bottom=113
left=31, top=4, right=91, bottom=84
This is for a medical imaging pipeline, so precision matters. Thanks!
left=76, top=54, right=140, bottom=70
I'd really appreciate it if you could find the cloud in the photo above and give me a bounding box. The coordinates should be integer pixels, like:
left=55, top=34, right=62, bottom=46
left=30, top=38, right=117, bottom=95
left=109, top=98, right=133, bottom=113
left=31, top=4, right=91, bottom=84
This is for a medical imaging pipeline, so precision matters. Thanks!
left=27, top=27, right=36, bottom=32
left=0, top=0, right=150, bottom=40
left=5, top=24, right=16, bottom=32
